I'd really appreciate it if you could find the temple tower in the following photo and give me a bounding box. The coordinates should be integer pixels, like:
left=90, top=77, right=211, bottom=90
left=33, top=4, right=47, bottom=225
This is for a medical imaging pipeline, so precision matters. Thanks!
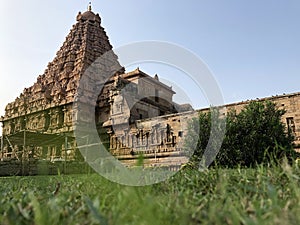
left=0, top=7, right=121, bottom=160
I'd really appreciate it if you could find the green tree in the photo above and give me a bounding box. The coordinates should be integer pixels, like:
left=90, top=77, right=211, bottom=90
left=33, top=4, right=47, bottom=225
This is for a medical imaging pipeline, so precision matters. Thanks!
left=185, top=101, right=295, bottom=168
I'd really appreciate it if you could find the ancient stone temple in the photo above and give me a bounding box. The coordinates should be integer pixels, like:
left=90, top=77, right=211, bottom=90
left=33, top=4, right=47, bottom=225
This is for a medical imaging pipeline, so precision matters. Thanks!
left=0, top=6, right=192, bottom=167
left=1, top=6, right=300, bottom=168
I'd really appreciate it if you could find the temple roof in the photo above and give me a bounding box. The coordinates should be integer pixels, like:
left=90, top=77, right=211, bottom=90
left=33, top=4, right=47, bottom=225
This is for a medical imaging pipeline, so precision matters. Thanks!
left=77, top=10, right=101, bottom=22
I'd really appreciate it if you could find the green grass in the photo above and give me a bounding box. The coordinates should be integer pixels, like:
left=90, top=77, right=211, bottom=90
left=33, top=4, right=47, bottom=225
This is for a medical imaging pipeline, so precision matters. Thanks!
left=1, top=160, right=300, bottom=225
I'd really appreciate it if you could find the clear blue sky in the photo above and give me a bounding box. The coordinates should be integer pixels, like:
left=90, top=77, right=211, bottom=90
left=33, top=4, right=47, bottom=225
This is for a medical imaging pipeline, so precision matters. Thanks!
left=1, top=0, right=300, bottom=121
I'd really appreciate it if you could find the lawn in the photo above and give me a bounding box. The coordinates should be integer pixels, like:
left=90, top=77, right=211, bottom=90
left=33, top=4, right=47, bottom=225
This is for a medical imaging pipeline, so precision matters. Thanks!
left=1, top=160, right=300, bottom=225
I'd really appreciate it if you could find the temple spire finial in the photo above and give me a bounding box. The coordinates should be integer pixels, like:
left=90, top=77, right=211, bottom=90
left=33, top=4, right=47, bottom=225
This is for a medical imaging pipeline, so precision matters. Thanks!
left=88, top=2, right=92, bottom=11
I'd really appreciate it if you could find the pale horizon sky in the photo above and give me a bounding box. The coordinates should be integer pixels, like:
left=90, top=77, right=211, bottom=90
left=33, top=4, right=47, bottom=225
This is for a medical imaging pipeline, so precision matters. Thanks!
left=0, top=1, right=300, bottom=135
